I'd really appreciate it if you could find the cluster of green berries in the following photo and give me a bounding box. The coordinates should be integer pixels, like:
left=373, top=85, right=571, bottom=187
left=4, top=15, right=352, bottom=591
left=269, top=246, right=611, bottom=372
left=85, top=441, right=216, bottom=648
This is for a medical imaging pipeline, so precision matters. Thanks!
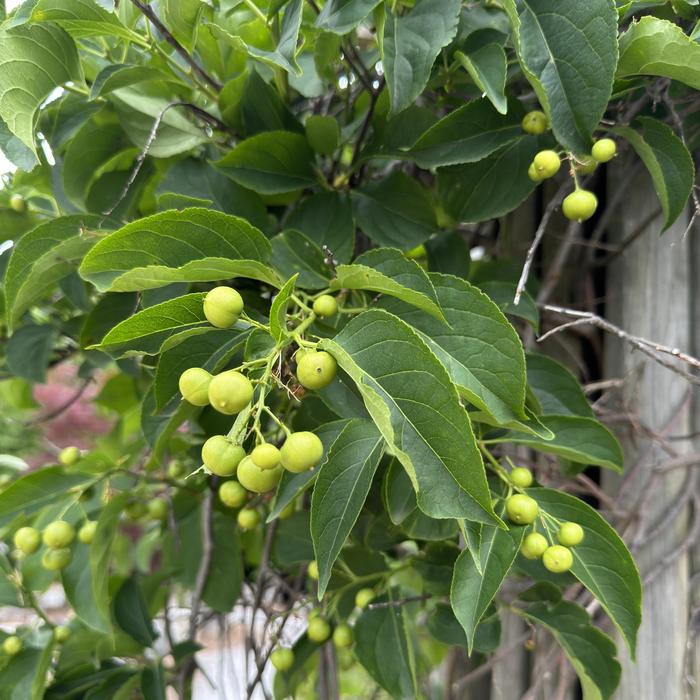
left=504, top=467, right=584, bottom=574
left=13, top=520, right=76, bottom=571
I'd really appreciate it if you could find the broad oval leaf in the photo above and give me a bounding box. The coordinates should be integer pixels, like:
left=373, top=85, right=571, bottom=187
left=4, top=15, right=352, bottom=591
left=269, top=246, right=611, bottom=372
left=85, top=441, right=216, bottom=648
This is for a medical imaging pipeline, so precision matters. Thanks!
left=320, top=309, right=500, bottom=525
left=503, top=0, right=618, bottom=154
left=311, top=419, right=384, bottom=597
left=526, top=353, right=594, bottom=418
left=213, top=131, right=316, bottom=194
left=271, top=229, right=332, bottom=290
left=113, top=578, right=157, bottom=646
left=331, top=247, right=446, bottom=322
left=486, top=414, right=623, bottom=472
left=527, top=488, right=642, bottom=655
left=451, top=524, right=524, bottom=651
left=477, top=280, right=539, bottom=331
left=62, top=543, right=111, bottom=634
left=79, top=208, right=272, bottom=292
left=407, top=98, right=523, bottom=168
left=455, top=30, right=508, bottom=114
left=614, top=118, right=694, bottom=232
left=315, top=0, right=383, bottom=34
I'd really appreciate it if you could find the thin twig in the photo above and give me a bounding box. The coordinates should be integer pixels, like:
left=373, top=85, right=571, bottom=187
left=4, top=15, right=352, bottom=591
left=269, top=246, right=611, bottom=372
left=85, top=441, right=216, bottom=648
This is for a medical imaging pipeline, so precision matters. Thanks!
left=367, top=593, right=434, bottom=609
left=29, top=377, right=92, bottom=424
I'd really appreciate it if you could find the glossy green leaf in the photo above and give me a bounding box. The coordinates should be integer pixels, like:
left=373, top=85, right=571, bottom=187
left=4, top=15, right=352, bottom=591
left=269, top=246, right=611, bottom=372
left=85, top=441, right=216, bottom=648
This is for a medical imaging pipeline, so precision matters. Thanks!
left=62, top=543, right=111, bottom=633
left=451, top=524, right=524, bottom=650
left=162, top=0, right=203, bottom=51
left=407, top=98, right=523, bottom=167
left=487, top=415, right=623, bottom=472
left=95, top=293, right=207, bottom=356
left=614, top=117, right=694, bottom=232
left=353, top=171, right=437, bottom=249
left=6, top=324, right=57, bottom=383
left=455, top=39, right=508, bottom=114
left=617, top=16, right=700, bottom=90
left=438, top=136, right=540, bottom=223
left=320, top=310, right=500, bottom=524
left=331, top=247, right=446, bottom=322
left=248, top=0, right=303, bottom=75
left=79, top=208, right=272, bottom=292
left=90, top=64, right=180, bottom=99
left=0, top=629, right=55, bottom=700
left=311, top=419, right=384, bottom=596
left=315, top=0, right=383, bottom=34
left=213, top=131, right=316, bottom=194
left=354, top=589, right=417, bottom=699
left=113, top=578, right=157, bottom=646
left=515, top=600, right=621, bottom=700
left=0, top=23, right=82, bottom=156
left=379, top=273, right=528, bottom=428
left=271, top=229, right=331, bottom=290
left=269, top=274, right=298, bottom=342
left=477, top=280, right=539, bottom=330
left=384, top=0, right=461, bottom=114
left=526, top=353, right=593, bottom=417
left=503, top=0, right=618, bottom=153
left=527, top=488, right=641, bottom=655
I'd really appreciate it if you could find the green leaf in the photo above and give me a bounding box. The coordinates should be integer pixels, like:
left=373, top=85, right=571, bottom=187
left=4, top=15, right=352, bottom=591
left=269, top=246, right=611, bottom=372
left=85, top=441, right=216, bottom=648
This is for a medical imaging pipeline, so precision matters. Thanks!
left=95, top=293, right=207, bottom=356
left=527, top=488, right=641, bottom=655
left=162, top=0, right=203, bottom=51
left=455, top=38, right=508, bottom=114
left=617, top=16, right=700, bottom=90
left=62, top=543, right=111, bottom=633
left=315, top=0, right=383, bottom=34
left=287, top=192, right=354, bottom=263
left=4, top=215, right=106, bottom=328
left=502, top=0, right=618, bottom=153
left=271, top=229, right=331, bottom=290
left=273, top=510, right=314, bottom=565
left=383, top=0, right=461, bottom=114
left=248, top=0, right=303, bottom=75
left=0, top=467, right=92, bottom=528
left=90, top=64, right=180, bottom=99
left=320, top=309, right=500, bottom=524
left=311, top=419, right=384, bottom=597
left=204, top=510, right=243, bottom=612
left=526, top=353, right=593, bottom=417
left=515, top=600, right=621, bottom=700
left=6, top=324, right=57, bottom=383
left=154, top=329, right=249, bottom=411
left=213, top=131, right=316, bottom=194
left=331, top=248, right=446, bottom=322
left=407, top=98, right=523, bottom=167
left=614, top=117, right=694, bottom=232
left=113, top=578, right=157, bottom=646
left=487, top=414, right=623, bottom=472
left=0, top=23, right=82, bottom=155
left=438, top=136, right=540, bottom=223
left=354, top=589, right=417, bottom=699
left=353, top=171, right=437, bottom=249
left=451, top=525, right=524, bottom=651
left=0, top=629, right=55, bottom=700
left=269, top=274, right=298, bottom=342
left=380, top=273, right=529, bottom=430
left=79, top=208, right=273, bottom=292
left=477, top=280, right=539, bottom=331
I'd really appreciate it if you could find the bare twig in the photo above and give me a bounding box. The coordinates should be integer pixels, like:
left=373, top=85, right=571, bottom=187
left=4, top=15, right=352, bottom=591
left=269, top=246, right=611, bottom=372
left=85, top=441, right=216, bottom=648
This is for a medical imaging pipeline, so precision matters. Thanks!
left=30, top=377, right=92, bottom=424
left=367, top=593, right=434, bottom=609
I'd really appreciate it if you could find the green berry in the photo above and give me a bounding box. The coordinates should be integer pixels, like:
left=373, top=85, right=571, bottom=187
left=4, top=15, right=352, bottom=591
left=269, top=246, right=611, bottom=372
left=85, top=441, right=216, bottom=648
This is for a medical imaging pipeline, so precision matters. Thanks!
left=521, top=110, right=548, bottom=135
left=58, top=446, right=80, bottom=466
left=520, top=532, right=548, bottom=560
left=296, top=351, right=337, bottom=391
left=251, top=443, right=281, bottom=471
left=557, top=522, right=584, bottom=547
left=510, top=467, right=533, bottom=488
left=542, top=545, right=574, bottom=573
left=278, top=501, right=296, bottom=519
left=591, top=138, right=617, bottom=163
left=167, top=460, right=185, bottom=479
left=355, top=588, right=374, bottom=609
left=270, top=647, right=295, bottom=671
left=533, top=150, right=561, bottom=179
left=219, top=481, right=247, bottom=508
left=237, top=508, right=261, bottom=529
left=78, top=520, right=97, bottom=544
left=54, top=626, right=71, bottom=643
left=201, top=436, right=246, bottom=477
left=562, top=189, right=598, bottom=222
left=42, top=548, right=72, bottom=571
left=203, top=286, right=244, bottom=329
left=332, top=623, right=353, bottom=648
left=13, top=527, right=41, bottom=555
left=528, top=162, right=543, bottom=182
left=3, top=636, right=22, bottom=655
left=308, top=560, right=319, bottom=580
left=505, top=494, right=539, bottom=525
left=305, top=115, right=340, bottom=156
left=280, top=432, right=324, bottom=473
left=236, top=456, right=282, bottom=493
left=178, top=367, right=212, bottom=406
left=43, top=521, right=75, bottom=549
left=147, top=498, right=168, bottom=521
left=307, top=617, right=331, bottom=643
left=207, top=370, right=254, bottom=415
left=9, top=194, right=26, bottom=213
left=312, top=295, right=338, bottom=318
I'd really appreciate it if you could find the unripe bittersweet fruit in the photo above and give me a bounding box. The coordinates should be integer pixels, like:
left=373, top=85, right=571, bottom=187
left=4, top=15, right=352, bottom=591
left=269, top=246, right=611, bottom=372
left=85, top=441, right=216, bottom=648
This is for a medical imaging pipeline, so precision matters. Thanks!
left=59, top=446, right=80, bottom=466
left=207, top=370, right=254, bottom=415
left=510, top=467, right=533, bottom=488
left=54, top=626, right=71, bottom=643
left=14, top=527, right=41, bottom=555
left=355, top=588, right=374, bottom=609
left=237, top=508, right=261, bottom=529
left=333, top=624, right=353, bottom=648
left=557, top=522, right=584, bottom=547
left=307, top=617, right=331, bottom=643
left=147, top=498, right=168, bottom=521
left=270, top=647, right=294, bottom=671
left=43, top=521, right=75, bottom=549
left=203, top=286, right=244, bottom=328
left=78, top=520, right=97, bottom=544
left=562, top=189, right=598, bottom=222
left=591, top=138, right=617, bottom=163
left=312, top=295, right=338, bottom=318
left=178, top=367, right=212, bottom=406
left=251, top=443, right=281, bottom=471
left=3, top=636, right=22, bottom=655
left=521, top=532, right=548, bottom=559
left=521, top=110, right=548, bottom=135
left=236, top=457, right=282, bottom=493
left=42, top=548, right=72, bottom=571
left=542, top=545, right=574, bottom=573
left=219, top=481, right=247, bottom=508
left=280, top=432, right=324, bottom=473
left=201, top=436, right=246, bottom=477
left=533, top=150, right=561, bottom=179
left=296, top=351, right=337, bottom=390
left=505, top=495, right=539, bottom=525
left=528, top=162, right=543, bottom=182
left=308, top=560, right=319, bottom=580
